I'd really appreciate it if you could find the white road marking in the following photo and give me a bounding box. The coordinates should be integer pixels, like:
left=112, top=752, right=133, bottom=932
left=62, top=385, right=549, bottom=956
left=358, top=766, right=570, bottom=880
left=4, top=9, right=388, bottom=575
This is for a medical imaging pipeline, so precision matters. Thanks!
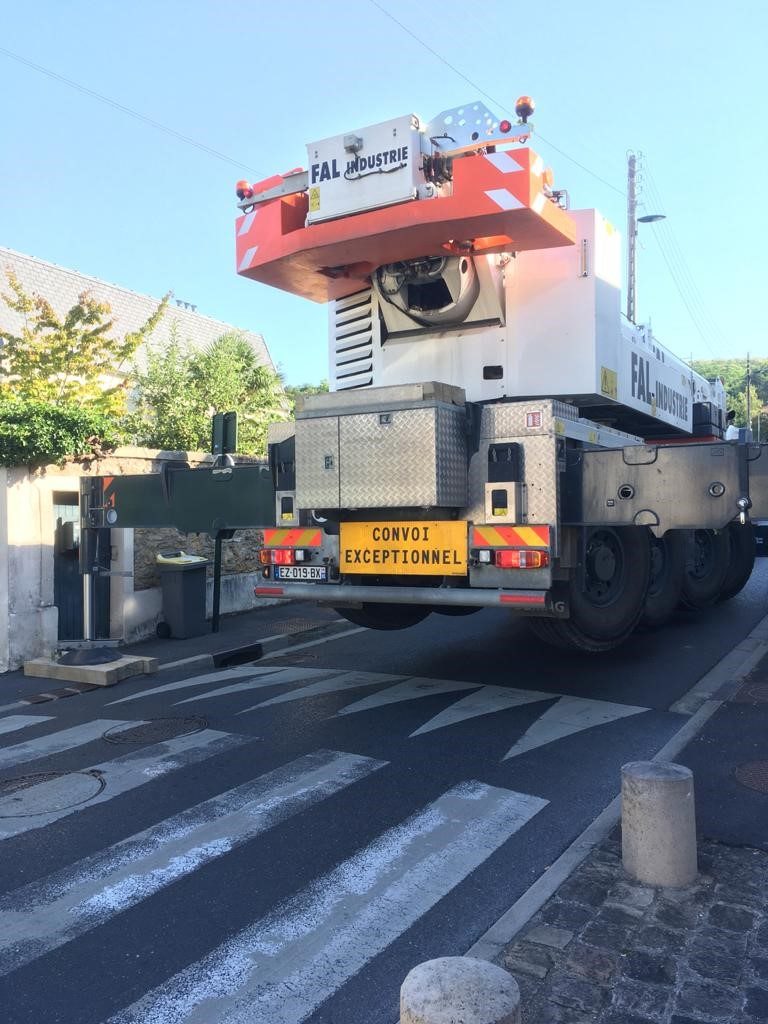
left=339, top=677, right=481, bottom=716
left=174, top=681, right=280, bottom=704
left=411, top=685, right=554, bottom=736
left=240, top=670, right=402, bottom=713
left=108, top=666, right=338, bottom=706
left=0, top=749, right=386, bottom=976
left=503, top=696, right=649, bottom=759
left=0, top=730, right=250, bottom=841
left=107, top=667, right=281, bottom=705
left=0, top=719, right=141, bottom=770
left=0, top=714, right=53, bottom=736
left=108, top=782, right=548, bottom=1024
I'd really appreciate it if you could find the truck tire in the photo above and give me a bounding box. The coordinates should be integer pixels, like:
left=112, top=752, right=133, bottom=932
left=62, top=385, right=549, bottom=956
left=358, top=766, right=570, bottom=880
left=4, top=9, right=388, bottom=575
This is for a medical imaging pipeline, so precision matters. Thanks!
left=642, top=531, right=686, bottom=628
left=680, top=529, right=730, bottom=609
left=717, top=523, right=756, bottom=602
left=334, top=603, right=432, bottom=630
left=528, top=616, right=630, bottom=653
left=529, top=526, right=651, bottom=652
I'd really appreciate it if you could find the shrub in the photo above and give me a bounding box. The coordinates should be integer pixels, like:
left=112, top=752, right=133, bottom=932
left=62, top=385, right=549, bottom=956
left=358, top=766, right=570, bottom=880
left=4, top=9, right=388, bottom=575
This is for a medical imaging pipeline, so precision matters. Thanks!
left=0, top=399, right=122, bottom=467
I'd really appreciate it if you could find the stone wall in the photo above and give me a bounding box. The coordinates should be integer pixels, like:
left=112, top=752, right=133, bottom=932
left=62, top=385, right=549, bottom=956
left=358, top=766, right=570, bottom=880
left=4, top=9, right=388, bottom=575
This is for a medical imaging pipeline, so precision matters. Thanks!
left=133, top=528, right=263, bottom=590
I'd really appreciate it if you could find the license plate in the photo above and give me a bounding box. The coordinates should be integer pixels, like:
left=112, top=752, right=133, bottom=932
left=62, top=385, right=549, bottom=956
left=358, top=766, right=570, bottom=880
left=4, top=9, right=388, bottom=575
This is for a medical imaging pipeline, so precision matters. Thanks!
left=274, top=565, right=328, bottom=581
left=339, top=521, right=467, bottom=576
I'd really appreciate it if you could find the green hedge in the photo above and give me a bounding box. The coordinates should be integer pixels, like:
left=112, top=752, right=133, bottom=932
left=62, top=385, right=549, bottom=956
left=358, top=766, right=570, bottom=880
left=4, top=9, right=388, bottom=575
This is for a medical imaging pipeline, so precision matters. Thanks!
left=0, top=399, right=122, bottom=467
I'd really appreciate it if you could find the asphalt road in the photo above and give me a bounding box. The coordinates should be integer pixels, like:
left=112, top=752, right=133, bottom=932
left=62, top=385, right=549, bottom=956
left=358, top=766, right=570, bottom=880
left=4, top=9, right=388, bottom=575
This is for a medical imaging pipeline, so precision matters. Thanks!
left=0, top=563, right=766, bottom=1024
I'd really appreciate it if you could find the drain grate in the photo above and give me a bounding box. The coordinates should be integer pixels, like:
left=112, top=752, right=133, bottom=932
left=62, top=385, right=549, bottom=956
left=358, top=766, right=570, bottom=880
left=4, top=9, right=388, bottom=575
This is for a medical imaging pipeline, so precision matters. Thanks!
left=103, top=717, right=207, bottom=745
left=734, top=760, right=768, bottom=793
left=0, top=770, right=105, bottom=816
left=733, top=680, right=768, bottom=705
left=271, top=618, right=322, bottom=635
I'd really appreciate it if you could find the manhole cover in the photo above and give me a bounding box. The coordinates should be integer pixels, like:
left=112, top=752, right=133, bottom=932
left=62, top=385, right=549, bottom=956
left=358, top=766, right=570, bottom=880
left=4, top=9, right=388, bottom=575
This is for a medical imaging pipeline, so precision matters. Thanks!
left=271, top=619, right=320, bottom=635
left=734, top=761, right=768, bottom=793
left=103, top=717, right=206, bottom=745
left=0, top=770, right=105, bottom=817
left=733, top=681, right=768, bottom=705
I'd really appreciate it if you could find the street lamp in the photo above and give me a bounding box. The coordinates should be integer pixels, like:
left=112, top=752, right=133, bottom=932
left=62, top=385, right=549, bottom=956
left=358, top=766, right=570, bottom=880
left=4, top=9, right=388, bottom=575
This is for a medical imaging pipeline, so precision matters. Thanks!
left=626, top=152, right=666, bottom=323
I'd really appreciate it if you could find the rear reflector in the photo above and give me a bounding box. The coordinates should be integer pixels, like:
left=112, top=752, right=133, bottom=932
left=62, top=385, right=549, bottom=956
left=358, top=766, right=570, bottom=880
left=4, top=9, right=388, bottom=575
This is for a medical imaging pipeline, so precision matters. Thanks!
left=499, top=593, right=546, bottom=605
left=255, top=586, right=284, bottom=595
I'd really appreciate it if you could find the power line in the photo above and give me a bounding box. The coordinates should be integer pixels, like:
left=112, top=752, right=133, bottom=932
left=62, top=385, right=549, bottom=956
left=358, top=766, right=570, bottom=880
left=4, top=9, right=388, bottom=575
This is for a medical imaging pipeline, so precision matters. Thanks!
left=0, top=45, right=260, bottom=174
left=367, top=0, right=626, bottom=198
left=640, top=165, right=724, bottom=357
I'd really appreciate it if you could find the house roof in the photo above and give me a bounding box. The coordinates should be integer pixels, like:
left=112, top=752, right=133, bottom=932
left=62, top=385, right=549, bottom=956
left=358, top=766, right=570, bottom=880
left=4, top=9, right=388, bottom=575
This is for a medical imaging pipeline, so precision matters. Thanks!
left=0, top=246, right=275, bottom=371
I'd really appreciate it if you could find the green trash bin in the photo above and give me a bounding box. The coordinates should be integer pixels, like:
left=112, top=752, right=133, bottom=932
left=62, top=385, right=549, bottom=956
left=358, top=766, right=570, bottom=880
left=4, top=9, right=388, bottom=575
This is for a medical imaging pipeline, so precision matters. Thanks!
left=156, top=552, right=209, bottom=639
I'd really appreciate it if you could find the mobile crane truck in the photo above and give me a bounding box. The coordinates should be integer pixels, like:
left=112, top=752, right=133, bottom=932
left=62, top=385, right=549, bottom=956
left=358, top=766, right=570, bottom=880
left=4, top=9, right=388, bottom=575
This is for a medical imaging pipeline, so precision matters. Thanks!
left=83, top=97, right=768, bottom=651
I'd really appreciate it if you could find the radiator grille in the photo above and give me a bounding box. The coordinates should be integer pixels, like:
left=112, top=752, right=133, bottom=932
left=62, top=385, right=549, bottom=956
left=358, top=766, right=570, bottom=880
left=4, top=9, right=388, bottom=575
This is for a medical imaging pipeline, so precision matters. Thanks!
left=330, top=288, right=375, bottom=390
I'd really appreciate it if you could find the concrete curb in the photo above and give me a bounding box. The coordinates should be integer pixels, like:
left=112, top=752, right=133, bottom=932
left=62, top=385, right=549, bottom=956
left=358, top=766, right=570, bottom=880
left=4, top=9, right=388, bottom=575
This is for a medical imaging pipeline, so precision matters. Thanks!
left=155, top=621, right=363, bottom=674
left=465, top=609, right=768, bottom=963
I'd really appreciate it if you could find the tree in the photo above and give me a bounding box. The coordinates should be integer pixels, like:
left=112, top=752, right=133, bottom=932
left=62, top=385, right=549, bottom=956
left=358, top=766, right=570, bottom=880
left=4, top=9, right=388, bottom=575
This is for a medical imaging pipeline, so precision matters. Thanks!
left=732, top=384, right=761, bottom=432
left=0, top=270, right=167, bottom=415
left=127, top=331, right=287, bottom=454
left=691, top=358, right=768, bottom=426
left=284, top=379, right=329, bottom=413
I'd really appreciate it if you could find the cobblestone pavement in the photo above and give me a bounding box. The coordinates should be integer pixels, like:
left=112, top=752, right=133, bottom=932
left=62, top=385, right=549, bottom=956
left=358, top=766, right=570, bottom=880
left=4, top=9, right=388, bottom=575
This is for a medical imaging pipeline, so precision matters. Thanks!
left=499, top=834, right=768, bottom=1023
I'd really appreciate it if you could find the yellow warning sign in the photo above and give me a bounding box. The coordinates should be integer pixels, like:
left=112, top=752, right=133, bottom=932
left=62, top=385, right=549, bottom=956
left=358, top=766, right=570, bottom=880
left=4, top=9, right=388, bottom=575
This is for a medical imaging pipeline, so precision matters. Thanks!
left=600, top=366, right=618, bottom=399
left=340, top=521, right=467, bottom=576
left=309, top=187, right=321, bottom=213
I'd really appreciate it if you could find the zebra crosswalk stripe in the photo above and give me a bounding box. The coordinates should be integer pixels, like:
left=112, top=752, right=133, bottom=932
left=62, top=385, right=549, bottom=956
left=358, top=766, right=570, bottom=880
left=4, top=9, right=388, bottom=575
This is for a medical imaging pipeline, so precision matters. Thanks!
left=0, top=729, right=250, bottom=841
left=0, top=749, right=386, bottom=976
left=108, top=781, right=548, bottom=1024
left=0, top=714, right=54, bottom=736
left=0, top=719, right=142, bottom=770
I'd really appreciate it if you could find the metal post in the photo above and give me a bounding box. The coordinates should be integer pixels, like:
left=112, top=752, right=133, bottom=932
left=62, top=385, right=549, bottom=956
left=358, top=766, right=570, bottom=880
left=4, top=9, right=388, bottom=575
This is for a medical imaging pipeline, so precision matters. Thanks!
left=82, top=573, right=94, bottom=641
left=211, top=533, right=223, bottom=633
left=626, top=152, right=637, bottom=323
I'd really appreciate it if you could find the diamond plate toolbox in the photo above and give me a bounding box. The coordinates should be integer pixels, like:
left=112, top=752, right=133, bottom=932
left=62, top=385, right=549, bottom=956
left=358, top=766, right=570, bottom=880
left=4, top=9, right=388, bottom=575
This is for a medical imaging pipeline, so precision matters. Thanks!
left=295, top=383, right=468, bottom=509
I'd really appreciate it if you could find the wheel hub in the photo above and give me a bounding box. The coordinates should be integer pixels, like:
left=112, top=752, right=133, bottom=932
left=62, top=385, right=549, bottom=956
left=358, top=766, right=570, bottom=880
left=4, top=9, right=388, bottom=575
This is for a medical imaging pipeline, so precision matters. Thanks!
left=584, top=531, right=623, bottom=604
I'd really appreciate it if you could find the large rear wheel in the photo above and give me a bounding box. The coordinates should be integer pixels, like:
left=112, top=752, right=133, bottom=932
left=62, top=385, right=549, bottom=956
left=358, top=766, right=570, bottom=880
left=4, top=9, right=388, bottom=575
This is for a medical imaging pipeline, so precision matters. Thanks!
left=680, top=529, right=730, bottom=609
left=530, top=526, right=651, bottom=652
left=717, top=523, right=756, bottom=602
left=642, top=531, right=686, bottom=628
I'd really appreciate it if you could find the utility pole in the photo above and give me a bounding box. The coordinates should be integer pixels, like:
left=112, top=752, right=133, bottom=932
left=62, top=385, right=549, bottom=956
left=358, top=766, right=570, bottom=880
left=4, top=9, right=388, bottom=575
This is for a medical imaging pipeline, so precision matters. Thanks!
left=747, top=352, right=752, bottom=435
left=626, top=152, right=637, bottom=323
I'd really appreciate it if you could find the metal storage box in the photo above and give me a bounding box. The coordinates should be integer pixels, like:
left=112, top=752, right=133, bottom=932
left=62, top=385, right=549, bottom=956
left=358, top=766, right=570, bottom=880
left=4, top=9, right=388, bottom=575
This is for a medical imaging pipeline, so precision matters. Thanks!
left=295, top=382, right=467, bottom=509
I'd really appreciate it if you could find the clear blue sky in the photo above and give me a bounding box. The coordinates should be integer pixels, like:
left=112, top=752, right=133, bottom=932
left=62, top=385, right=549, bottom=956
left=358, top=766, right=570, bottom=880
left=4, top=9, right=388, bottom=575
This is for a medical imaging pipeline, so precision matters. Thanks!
left=2, top=1, right=766, bottom=384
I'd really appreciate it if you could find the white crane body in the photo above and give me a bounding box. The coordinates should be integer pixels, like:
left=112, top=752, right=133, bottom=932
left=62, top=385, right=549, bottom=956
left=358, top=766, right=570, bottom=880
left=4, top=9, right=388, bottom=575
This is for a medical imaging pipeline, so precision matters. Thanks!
left=235, top=100, right=759, bottom=650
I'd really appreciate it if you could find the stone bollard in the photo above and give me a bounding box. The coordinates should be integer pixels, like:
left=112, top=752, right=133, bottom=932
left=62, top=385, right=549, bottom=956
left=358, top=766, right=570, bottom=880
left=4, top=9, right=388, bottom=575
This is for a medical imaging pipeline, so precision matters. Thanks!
left=621, top=761, right=697, bottom=887
left=400, top=956, right=520, bottom=1024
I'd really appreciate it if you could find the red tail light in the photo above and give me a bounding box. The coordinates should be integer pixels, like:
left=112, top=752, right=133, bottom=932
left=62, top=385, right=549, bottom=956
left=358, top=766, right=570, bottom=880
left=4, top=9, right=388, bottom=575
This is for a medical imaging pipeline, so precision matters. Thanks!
left=259, top=548, right=296, bottom=566
left=495, top=549, right=549, bottom=569
left=236, top=180, right=254, bottom=200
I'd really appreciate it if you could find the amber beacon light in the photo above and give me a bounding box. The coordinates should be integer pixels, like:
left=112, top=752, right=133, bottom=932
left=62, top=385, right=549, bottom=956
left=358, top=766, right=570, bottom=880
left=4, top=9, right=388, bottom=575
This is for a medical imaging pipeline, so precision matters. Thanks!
left=514, top=95, right=535, bottom=123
